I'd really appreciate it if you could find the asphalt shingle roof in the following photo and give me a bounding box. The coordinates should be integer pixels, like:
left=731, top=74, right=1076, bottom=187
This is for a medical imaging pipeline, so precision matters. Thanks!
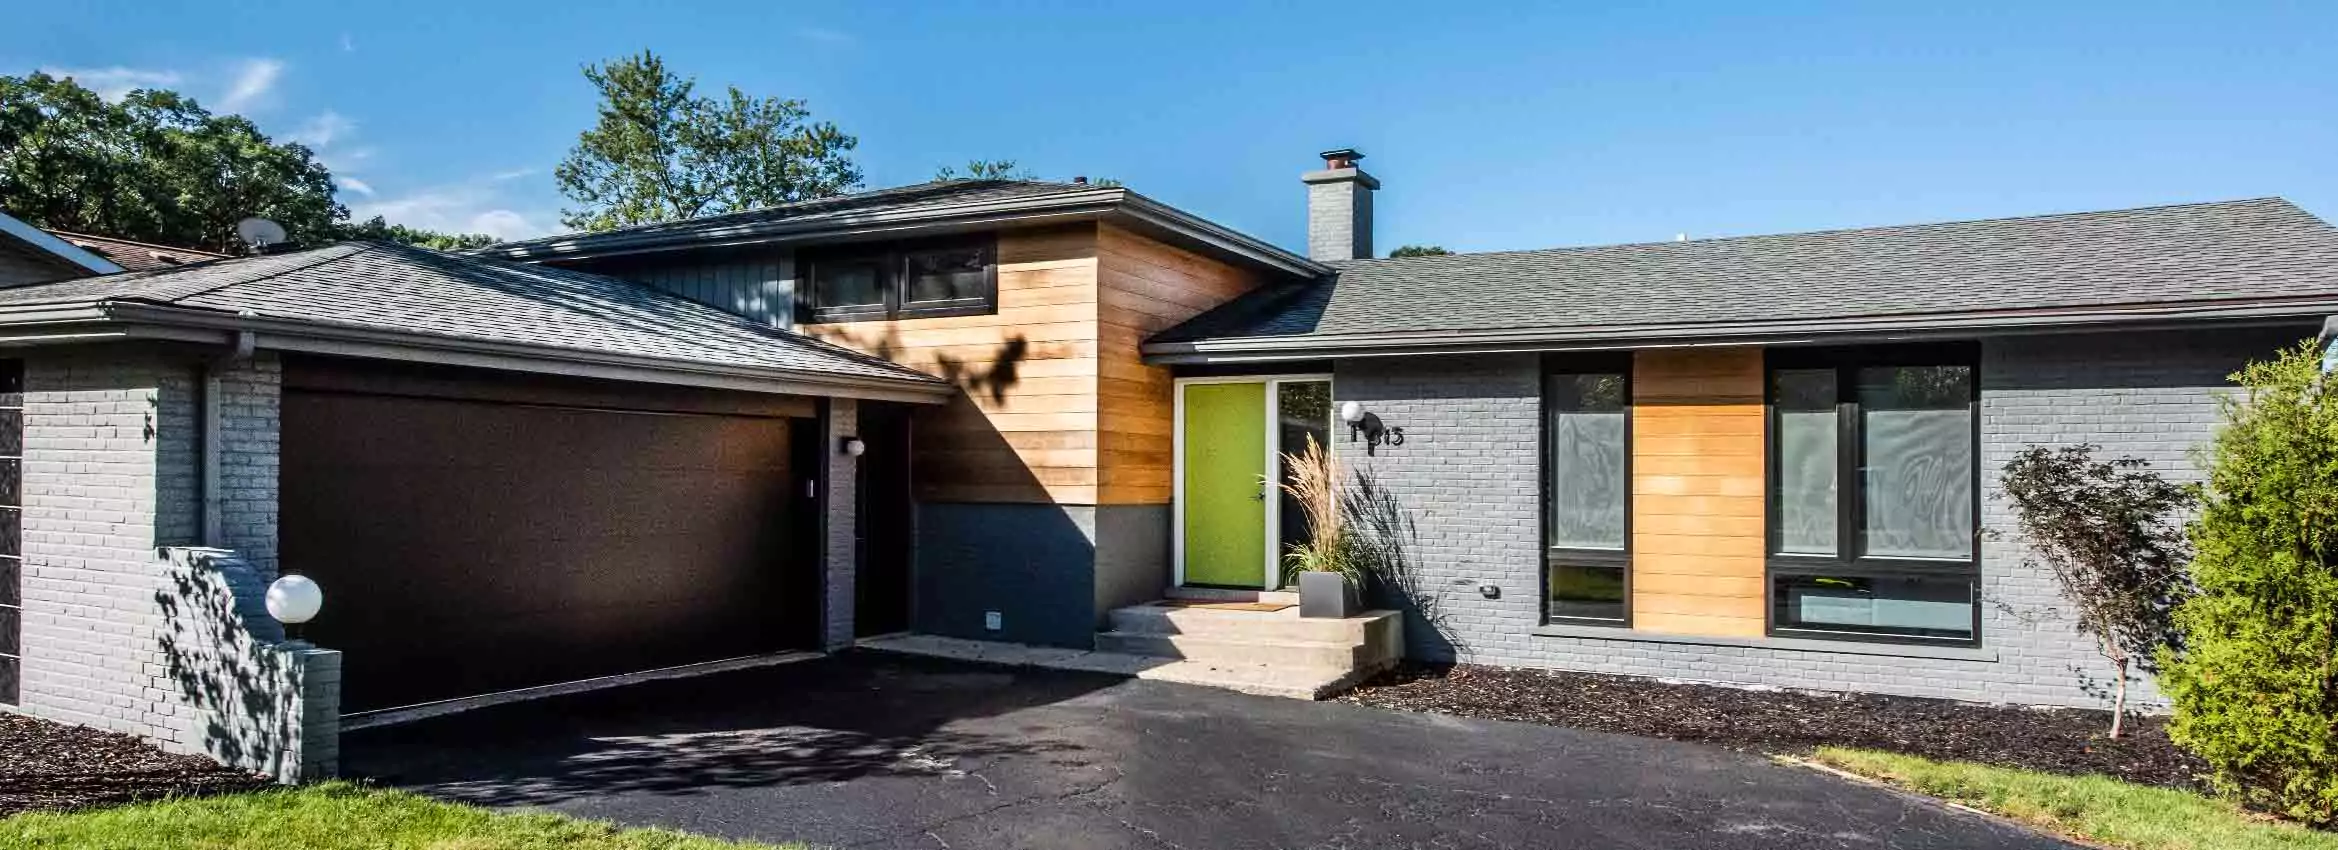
left=483, top=180, right=1091, bottom=254
left=1152, top=198, right=2338, bottom=345
left=0, top=240, right=941, bottom=386
left=43, top=230, right=228, bottom=272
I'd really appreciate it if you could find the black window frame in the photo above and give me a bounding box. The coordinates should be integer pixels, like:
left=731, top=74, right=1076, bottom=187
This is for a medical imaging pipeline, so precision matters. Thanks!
left=1541, top=353, right=1633, bottom=627
left=0, top=359, right=21, bottom=705
left=800, top=236, right=999, bottom=324
left=1763, top=343, right=1983, bottom=646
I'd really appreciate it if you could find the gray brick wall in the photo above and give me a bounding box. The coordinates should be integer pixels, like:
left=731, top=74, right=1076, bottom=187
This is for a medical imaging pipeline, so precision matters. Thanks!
left=824, top=398, right=858, bottom=650
left=1334, top=326, right=2310, bottom=708
left=215, top=356, right=281, bottom=577
left=17, top=348, right=185, bottom=734
left=12, top=346, right=328, bottom=780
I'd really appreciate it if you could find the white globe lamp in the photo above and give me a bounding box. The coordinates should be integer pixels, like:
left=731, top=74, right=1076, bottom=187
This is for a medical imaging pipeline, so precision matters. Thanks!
left=266, top=575, right=324, bottom=640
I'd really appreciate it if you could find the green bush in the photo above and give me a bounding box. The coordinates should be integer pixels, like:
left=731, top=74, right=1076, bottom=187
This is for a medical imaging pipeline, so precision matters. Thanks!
left=2160, top=340, right=2338, bottom=825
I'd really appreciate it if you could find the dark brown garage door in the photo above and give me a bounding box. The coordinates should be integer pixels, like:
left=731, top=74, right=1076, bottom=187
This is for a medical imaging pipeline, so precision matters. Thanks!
left=282, top=361, right=823, bottom=712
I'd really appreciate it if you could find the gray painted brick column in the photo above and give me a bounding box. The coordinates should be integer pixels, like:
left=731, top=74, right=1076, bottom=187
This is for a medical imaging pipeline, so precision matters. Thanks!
left=823, top=398, right=858, bottom=650
left=12, top=346, right=329, bottom=780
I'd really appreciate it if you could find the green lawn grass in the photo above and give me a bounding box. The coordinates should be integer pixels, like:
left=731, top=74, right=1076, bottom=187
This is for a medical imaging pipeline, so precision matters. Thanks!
left=0, top=782, right=807, bottom=850
left=1814, top=747, right=2337, bottom=850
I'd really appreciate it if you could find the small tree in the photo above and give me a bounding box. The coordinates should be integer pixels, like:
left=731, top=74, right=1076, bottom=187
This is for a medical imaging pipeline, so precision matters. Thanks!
left=2160, top=341, right=2338, bottom=824
left=556, top=50, right=860, bottom=231
left=1387, top=244, right=1452, bottom=258
left=1999, top=444, right=2193, bottom=737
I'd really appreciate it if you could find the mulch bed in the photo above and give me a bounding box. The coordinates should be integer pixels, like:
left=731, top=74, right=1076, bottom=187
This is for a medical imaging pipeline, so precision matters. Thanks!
left=1, top=711, right=271, bottom=817
left=1340, top=662, right=2208, bottom=790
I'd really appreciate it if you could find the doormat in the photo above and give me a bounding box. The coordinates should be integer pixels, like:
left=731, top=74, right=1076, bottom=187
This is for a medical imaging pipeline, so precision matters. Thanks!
left=1154, top=600, right=1294, bottom=612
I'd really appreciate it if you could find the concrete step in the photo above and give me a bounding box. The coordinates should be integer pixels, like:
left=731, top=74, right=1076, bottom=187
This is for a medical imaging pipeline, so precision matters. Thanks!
left=1164, top=586, right=1301, bottom=605
left=1095, top=631, right=1370, bottom=670
left=1108, top=604, right=1386, bottom=644
left=1125, top=658, right=1361, bottom=700
left=860, top=633, right=1388, bottom=701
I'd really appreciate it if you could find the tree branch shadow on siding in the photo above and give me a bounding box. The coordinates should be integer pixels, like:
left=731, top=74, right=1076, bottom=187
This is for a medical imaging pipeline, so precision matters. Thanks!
left=152, top=552, right=296, bottom=776
left=1346, top=466, right=1468, bottom=660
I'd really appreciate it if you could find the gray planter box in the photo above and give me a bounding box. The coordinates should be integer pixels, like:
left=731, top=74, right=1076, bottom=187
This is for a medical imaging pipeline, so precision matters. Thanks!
left=1298, top=571, right=1359, bottom=619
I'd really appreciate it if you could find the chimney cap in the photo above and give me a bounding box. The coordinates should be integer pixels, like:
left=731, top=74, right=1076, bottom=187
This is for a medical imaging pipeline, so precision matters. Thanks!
left=1319, top=148, right=1365, bottom=168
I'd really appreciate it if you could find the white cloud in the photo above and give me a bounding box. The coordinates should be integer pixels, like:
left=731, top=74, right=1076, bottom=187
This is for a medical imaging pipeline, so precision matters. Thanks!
left=290, top=111, right=355, bottom=147
left=339, top=33, right=356, bottom=53
left=335, top=176, right=375, bottom=197
left=216, top=58, right=285, bottom=113
left=796, top=26, right=854, bottom=45
left=490, top=168, right=536, bottom=182
left=350, top=177, right=555, bottom=241
left=39, top=65, right=182, bottom=101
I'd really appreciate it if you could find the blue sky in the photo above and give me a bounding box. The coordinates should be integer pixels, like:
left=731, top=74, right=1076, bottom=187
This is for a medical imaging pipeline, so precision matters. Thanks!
left=7, top=1, right=2333, bottom=253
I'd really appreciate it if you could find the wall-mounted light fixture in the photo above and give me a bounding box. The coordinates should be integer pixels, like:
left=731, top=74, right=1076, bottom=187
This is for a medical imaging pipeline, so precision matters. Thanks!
left=1339, top=401, right=1404, bottom=455
left=839, top=437, right=867, bottom=457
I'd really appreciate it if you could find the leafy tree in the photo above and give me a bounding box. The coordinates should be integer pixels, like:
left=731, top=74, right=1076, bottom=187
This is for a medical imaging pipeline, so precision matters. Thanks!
left=1998, top=444, right=2192, bottom=737
left=330, top=216, right=498, bottom=251
left=556, top=51, right=861, bottom=232
left=2160, top=340, right=2338, bottom=824
left=933, top=159, right=1036, bottom=181
left=1388, top=245, right=1452, bottom=258
left=0, top=72, right=344, bottom=253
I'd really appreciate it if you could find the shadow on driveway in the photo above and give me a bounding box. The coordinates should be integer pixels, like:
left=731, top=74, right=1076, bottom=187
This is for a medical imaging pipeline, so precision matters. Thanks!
left=346, top=652, right=1099, bottom=806
left=346, top=652, right=2077, bottom=850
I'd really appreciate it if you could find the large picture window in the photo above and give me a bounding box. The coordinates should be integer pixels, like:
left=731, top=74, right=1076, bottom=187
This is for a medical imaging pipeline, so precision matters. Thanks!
left=1544, top=358, right=1630, bottom=625
left=1766, top=345, right=1979, bottom=644
left=802, top=237, right=997, bottom=323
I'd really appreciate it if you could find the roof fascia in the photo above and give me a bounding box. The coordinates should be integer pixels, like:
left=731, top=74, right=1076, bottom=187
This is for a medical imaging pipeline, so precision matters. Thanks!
left=1142, top=297, right=2338, bottom=364
left=479, top=188, right=1330, bottom=280
left=0, top=215, right=122, bottom=275
left=0, top=301, right=948, bottom=403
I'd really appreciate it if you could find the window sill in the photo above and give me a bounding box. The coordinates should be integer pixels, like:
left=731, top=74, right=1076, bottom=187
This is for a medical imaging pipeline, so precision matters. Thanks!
left=1530, top=623, right=2000, bottom=662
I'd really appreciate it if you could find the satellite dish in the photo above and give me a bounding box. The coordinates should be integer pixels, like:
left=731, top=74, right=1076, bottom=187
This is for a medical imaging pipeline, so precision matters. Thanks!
left=235, top=217, right=288, bottom=252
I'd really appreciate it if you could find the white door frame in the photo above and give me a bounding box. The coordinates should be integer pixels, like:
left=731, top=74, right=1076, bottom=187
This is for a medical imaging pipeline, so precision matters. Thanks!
left=1171, top=373, right=1337, bottom=589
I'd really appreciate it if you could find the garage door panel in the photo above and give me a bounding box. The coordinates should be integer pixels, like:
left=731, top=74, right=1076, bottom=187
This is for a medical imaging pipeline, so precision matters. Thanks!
left=284, top=386, right=818, bottom=712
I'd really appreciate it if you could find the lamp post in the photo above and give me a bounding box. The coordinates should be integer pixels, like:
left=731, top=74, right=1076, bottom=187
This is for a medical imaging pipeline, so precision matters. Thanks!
left=266, top=574, right=323, bottom=644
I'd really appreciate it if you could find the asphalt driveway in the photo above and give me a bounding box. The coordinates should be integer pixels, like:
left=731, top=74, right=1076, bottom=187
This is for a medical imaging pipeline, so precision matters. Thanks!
left=345, top=652, right=2073, bottom=850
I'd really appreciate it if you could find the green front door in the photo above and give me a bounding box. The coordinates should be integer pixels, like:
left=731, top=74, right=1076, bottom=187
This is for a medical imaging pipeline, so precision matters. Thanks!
left=1181, top=382, right=1268, bottom=588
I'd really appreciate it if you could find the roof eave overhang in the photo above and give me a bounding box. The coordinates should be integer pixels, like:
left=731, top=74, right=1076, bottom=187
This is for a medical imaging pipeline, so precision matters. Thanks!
left=0, top=301, right=952, bottom=403
left=1140, top=297, right=2338, bottom=364
left=477, top=189, right=1330, bottom=280
left=0, top=216, right=122, bottom=275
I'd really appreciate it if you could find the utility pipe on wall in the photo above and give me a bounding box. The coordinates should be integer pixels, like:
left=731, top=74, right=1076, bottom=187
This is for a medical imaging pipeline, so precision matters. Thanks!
left=201, top=330, right=257, bottom=547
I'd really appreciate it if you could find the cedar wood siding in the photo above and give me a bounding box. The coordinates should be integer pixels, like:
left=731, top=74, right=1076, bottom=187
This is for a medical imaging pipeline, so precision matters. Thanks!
left=800, top=223, right=1269, bottom=507
left=1629, top=348, right=1768, bottom=637
left=800, top=224, right=1108, bottom=504
left=1095, top=223, right=1269, bottom=506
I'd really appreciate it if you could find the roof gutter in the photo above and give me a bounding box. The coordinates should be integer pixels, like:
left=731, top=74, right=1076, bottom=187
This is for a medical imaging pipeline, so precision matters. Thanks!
left=1141, top=296, right=2338, bottom=364
left=477, top=188, right=1330, bottom=279
left=0, top=301, right=953, bottom=404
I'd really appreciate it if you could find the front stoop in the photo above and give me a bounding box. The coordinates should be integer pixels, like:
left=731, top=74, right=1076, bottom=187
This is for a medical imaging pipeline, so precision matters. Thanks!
left=1094, top=599, right=1402, bottom=699
left=858, top=601, right=1403, bottom=701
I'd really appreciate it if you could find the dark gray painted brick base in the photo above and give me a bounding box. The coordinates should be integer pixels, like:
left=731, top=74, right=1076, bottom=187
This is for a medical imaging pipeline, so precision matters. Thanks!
left=1334, top=326, right=2314, bottom=709
left=914, top=503, right=1171, bottom=648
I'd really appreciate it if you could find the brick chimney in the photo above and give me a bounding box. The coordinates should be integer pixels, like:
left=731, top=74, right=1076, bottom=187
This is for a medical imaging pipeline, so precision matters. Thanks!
left=1303, top=148, right=1379, bottom=261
